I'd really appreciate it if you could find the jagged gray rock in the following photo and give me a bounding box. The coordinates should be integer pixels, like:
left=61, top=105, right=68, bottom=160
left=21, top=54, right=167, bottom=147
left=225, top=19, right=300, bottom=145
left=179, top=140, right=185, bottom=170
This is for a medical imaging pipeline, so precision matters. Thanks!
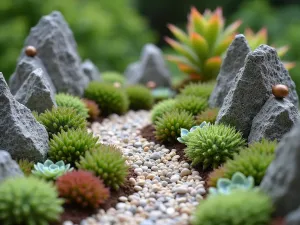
left=81, top=59, right=101, bottom=82
left=0, top=72, right=49, bottom=162
left=286, top=207, right=300, bottom=225
left=125, top=44, right=171, bottom=87
left=14, top=68, right=57, bottom=113
left=20, top=11, right=89, bottom=96
left=0, top=150, right=23, bottom=183
left=216, top=45, right=299, bottom=139
left=260, top=122, right=300, bottom=217
left=9, top=55, right=55, bottom=95
left=209, top=34, right=251, bottom=108
left=248, top=97, right=300, bottom=143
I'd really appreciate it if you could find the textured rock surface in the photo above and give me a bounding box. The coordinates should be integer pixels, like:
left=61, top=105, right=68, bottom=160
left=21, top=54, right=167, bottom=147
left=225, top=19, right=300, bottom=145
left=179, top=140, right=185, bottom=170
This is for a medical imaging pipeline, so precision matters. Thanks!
left=216, top=45, right=299, bottom=139
left=81, top=59, right=101, bottom=82
left=0, top=73, right=49, bottom=162
left=9, top=55, right=55, bottom=95
left=20, top=11, right=89, bottom=96
left=286, top=207, right=300, bottom=225
left=260, top=122, right=300, bottom=217
left=209, top=34, right=251, bottom=108
left=0, top=150, right=23, bottom=183
left=125, top=44, right=171, bottom=87
left=248, top=97, right=300, bottom=143
left=14, top=68, right=56, bottom=113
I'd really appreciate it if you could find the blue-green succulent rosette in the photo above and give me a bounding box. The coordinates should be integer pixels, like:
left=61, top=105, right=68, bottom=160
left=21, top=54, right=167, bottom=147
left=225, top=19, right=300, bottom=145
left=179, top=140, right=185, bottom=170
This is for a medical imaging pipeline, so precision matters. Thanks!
left=177, top=121, right=211, bottom=144
left=31, top=159, right=74, bottom=180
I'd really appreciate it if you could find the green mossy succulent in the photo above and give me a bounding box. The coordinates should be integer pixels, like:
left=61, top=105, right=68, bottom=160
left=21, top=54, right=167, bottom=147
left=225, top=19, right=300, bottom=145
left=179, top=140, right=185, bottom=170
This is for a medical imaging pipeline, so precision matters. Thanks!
left=175, top=95, right=208, bottom=116
left=179, top=82, right=215, bottom=99
left=36, top=107, right=86, bottom=139
left=151, top=99, right=177, bottom=123
left=84, top=82, right=129, bottom=116
left=31, top=159, right=74, bottom=181
left=0, top=176, right=63, bottom=225
left=17, top=159, right=34, bottom=176
left=185, top=124, right=246, bottom=169
left=76, top=144, right=129, bottom=190
left=222, top=139, right=277, bottom=186
left=196, top=107, right=219, bottom=124
left=126, top=85, right=154, bottom=110
left=48, top=129, right=100, bottom=167
left=102, top=71, right=126, bottom=85
left=192, top=190, right=273, bottom=225
left=55, top=93, right=89, bottom=118
left=154, top=110, right=195, bottom=143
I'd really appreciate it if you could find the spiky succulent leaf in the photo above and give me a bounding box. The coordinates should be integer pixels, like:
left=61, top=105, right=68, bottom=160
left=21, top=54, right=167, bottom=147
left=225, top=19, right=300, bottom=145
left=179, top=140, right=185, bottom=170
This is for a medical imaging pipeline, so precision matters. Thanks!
left=76, top=144, right=129, bottom=190
left=166, top=7, right=241, bottom=81
left=192, top=191, right=273, bottom=225
left=55, top=93, right=89, bottom=118
left=126, top=85, right=154, bottom=110
left=56, top=170, right=110, bottom=209
left=36, top=107, right=86, bottom=139
left=223, top=139, right=277, bottom=185
left=84, top=82, right=129, bottom=116
left=179, top=82, right=215, bottom=99
left=17, top=159, right=34, bottom=176
left=0, top=176, right=63, bottom=225
left=151, top=99, right=177, bottom=123
left=196, top=107, right=219, bottom=124
left=48, top=129, right=100, bottom=167
left=185, top=124, right=246, bottom=169
left=175, top=95, right=208, bottom=116
left=155, top=110, right=195, bottom=143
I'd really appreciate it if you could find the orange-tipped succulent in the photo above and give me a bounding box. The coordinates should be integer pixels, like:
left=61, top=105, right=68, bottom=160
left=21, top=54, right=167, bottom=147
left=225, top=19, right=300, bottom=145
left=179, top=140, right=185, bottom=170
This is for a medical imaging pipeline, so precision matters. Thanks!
left=244, top=27, right=295, bottom=70
left=165, top=7, right=241, bottom=82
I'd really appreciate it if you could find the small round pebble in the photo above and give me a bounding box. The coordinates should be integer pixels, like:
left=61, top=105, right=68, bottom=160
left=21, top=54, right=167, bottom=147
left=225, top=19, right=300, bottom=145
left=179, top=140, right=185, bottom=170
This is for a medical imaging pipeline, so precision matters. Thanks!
left=272, top=84, right=289, bottom=98
left=25, top=46, right=37, bottom=57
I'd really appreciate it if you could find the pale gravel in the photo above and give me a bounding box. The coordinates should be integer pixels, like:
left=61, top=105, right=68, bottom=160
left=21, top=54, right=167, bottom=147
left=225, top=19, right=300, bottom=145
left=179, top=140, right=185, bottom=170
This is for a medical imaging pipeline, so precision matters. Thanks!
left=64, top=110, right=206, bottom=225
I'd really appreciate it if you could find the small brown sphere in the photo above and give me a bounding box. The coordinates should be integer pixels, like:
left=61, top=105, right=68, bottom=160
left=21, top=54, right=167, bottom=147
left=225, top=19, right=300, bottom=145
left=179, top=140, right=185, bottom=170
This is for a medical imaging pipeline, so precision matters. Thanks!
left=272, top=84, right=289, bottom=98
left=25, top=46, right=37, bottom=57
left=113, top=82, right=121, bottom=88
left=146, top=81, right=156, bottom=89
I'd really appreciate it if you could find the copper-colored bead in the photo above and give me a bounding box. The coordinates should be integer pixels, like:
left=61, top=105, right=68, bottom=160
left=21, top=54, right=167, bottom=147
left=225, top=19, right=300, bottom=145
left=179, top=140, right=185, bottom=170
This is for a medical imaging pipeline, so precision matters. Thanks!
left=272, top=84, right=289, bottom=98
left=113, top=82, right=121, bottom=88
left=146, top=81, right=156, bottom=89
left=25, top=46, right=37, bottom=57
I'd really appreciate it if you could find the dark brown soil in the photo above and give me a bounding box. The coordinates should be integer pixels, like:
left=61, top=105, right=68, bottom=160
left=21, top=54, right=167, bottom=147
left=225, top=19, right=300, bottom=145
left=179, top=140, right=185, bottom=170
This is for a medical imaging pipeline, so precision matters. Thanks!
left=140, top=124, right=212, bottom=198
left=50, top=169, right=137, bottom=225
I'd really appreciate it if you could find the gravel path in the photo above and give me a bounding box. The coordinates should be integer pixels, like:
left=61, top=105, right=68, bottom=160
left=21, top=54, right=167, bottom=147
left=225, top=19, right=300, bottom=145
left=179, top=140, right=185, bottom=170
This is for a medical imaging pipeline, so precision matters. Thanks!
left=79, top=110, right=206, bottom=225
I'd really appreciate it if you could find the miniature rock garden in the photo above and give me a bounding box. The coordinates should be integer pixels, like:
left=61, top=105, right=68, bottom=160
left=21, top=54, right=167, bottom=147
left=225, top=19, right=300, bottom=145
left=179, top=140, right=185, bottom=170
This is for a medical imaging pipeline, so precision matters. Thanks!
left=1, top=7, right=300, bottom=225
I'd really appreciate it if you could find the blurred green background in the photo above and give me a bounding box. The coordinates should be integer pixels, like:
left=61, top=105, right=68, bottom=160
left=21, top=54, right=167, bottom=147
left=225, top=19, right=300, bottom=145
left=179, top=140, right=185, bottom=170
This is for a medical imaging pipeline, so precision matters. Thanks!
left=1, top=0, right=300, bottom=93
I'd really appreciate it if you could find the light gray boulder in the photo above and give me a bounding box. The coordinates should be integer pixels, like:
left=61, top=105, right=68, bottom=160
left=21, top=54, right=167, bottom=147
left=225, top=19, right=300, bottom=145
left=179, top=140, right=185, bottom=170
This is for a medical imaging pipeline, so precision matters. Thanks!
left=209, top=34, right=251, bottom=108
left=9, top=55, right=55, bottom=95
left=0, top=150, right=23, bottom=183
left=81, top=59, right=101, bottom=82
left=248, top=97, right=300, bottom=143
left=20, top=11, right=89, bottom=96
left=14, top=68, right=57, bottom=113
left=0, top=72, right=49, bottom=162
left=286, top=207, right=300, bottom=225
left=216, top=45, right=299, bottom=139
left=125, top=44, right=171, bottom=87
left=260, top=122, right=300, bottom=217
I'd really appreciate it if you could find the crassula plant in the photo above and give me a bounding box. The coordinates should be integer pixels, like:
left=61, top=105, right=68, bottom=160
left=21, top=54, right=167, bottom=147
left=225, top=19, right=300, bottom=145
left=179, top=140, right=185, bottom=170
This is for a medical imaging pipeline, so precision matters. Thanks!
left=177, top=121, right=210, bottom=144
left=165, top=7, right=241, bottom=82
left=208, top=172, right=255, bottom=196
left=31, top=159, right=74, bottom=180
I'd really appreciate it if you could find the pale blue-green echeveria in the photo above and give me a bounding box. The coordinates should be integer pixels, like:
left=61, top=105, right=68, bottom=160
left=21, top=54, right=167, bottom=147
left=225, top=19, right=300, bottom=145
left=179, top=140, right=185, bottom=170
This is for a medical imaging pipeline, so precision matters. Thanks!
left=208, top=172, right=255, bottom=196
left=31, top=159, right=74, bottom=180
left=177, top=121, right=211, bottom=144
